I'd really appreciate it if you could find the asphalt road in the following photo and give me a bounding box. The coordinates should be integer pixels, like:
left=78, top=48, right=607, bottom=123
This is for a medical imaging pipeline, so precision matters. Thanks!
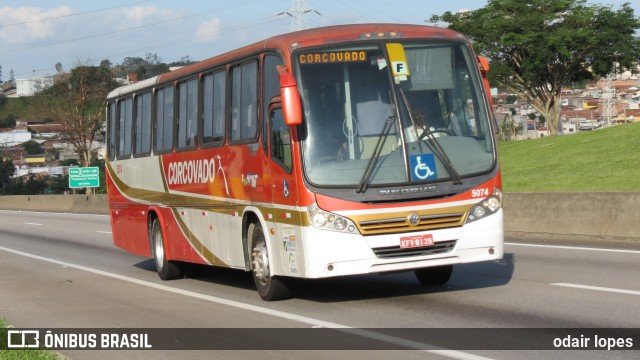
left=1, top=210, right=639, bottom=360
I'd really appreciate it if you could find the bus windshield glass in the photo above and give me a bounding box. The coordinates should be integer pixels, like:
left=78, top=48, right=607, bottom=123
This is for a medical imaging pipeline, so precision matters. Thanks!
left=296, top=42, right=496, bottom=188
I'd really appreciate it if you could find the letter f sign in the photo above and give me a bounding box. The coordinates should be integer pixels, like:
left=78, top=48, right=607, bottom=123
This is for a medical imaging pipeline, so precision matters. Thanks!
left=392, top=61, right=409, bottom=76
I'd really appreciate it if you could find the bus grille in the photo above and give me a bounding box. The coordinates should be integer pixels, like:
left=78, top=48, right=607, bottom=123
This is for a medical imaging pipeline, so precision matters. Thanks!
left=372, top=240, right=457, bottom=259
left=357, top=213, right=465, bottom=235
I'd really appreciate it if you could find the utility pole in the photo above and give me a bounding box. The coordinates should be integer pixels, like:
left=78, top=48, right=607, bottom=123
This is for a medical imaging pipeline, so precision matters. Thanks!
left=602, top=75, right=616, bottom=127
left=278, top=0, right=321, bottom=31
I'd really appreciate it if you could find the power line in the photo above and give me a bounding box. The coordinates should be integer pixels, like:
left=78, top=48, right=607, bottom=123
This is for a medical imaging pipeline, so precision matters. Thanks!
left=11, top=14, right=283, bottom=77
left=1, top=0, right=263, bottom=55
left=334, top=0, right=386, bottom=23
left=0, top=0, right=153, bottom=28
left=370, top=0, right=425, bottom=23
left=107, top=16, right=283, bottom=59
left=277, top=0, right=321, bottom=31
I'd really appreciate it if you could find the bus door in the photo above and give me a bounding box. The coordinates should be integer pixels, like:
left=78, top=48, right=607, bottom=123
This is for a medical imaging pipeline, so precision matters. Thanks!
left=267, top=103, right=304, bottom=276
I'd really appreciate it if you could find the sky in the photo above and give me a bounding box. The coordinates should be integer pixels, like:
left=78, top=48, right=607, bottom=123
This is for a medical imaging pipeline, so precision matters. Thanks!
left=1, top=0, right=637, bottom=80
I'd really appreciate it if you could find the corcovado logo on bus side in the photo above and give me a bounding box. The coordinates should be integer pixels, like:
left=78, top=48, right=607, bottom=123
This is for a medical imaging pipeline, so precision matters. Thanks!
left=166, top=155, right=229, bottom=195
left=299, top=51, right=367, bottom=64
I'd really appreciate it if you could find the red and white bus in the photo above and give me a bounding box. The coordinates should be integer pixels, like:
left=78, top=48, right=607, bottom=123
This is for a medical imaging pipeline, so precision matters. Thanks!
left=106, top=24, right=503, bottom=301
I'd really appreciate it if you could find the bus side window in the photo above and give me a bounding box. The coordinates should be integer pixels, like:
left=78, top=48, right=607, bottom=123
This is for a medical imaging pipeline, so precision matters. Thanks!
left=118, top=97, right=132, bottom=159
left=155, top=86, right=174, bottom=153
left=107, top=101, right=116, bottom=160
left=263, top=54, right=284, bottom=151
left=270, top=108, right=291, bottom=171
left=202, top=70, right=226, bottom=146
left=231, top=60, right=259, bottom=142
left=134, top=91, right=152, bottom=156
left=177, top=78, right=198, bottom=149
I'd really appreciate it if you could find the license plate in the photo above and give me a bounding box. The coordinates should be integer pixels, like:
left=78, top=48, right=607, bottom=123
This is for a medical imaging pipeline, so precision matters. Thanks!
left=399, top=234, right=434, bottom=249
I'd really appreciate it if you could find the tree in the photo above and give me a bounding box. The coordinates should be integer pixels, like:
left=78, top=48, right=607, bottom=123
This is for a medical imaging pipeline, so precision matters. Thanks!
left=430, top=0, right=640, bottom=135
left=55, top=62, right=64, bottom=74
left=47, top=175, right=70, bottom=194
left=59, top=159, right=80, bottom=166
left=90, top=155, right=107, bottom=194
left=0, top=156, right=15, bottom=194
left=169, top=55, right=196, bottom=67
left=9, top=69, right=14, bottom=83
left=145, top=52, right=162, bottom=65
left=500, top=114, right=524, bottom=141
left=121, top=57, right=147, bottom=68
left=135, top=64, right=147, bottom=80
left=33, top=65, right=118, bottom=170
left=22, top=140, right=43, bottom=155
left=99, top=59, right=113, bottom=69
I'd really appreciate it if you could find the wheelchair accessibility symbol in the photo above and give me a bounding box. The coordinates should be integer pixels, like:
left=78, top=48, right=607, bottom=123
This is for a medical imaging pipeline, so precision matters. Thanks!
left=409, top=154, right=437, bottom=181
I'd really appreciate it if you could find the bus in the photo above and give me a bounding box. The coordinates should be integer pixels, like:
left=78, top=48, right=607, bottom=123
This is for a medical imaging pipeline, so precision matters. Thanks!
left=106, top=24, right=503, bottom=301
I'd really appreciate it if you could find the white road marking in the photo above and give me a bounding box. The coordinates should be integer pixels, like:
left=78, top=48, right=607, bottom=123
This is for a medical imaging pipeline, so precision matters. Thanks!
left=95, top=231, right=112, bottom=234
left=505, top=242, right=640, bottom=254
left=23, top=222, right=43, bottom=226
left=0, top=245, right=491, bottom=360
left=551, top=283, right=640, bottom=296
left=0, top=209, right=108, bottom=217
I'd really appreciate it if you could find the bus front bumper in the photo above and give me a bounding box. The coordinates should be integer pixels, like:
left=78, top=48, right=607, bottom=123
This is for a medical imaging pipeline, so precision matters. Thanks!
left=298, top=209, right=503, bottom=279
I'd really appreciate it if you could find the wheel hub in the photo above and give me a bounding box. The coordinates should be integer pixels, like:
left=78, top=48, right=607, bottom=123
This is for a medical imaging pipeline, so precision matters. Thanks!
left=251, top=242, right=270, bottom=283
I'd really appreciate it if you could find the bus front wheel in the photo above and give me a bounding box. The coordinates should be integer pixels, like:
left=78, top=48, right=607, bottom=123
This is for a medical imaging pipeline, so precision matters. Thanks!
left=151, top=218, right=183, bottom=280
left=415, top=265, right=453, bottom=286
left=249, top=222, right=291, bottom=301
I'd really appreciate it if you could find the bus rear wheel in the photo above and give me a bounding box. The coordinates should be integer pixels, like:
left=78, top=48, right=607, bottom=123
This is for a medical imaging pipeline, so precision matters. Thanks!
left=151, top=218, right=183, bottom=280
left=249, top=222, right=291, bottom=301
left=415, top=265, right=453, bottom=286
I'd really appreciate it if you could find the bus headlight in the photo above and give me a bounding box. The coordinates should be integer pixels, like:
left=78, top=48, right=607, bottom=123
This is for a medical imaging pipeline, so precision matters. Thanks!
left=312, top=213, right=328, bottom=227
left=466, top=188, right=502, bottom=224
left=308, top=203, right=358, bottom=233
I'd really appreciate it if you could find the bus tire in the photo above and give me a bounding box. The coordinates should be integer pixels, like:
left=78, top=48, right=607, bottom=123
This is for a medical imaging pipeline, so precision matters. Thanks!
left=151, top=218, right=183, bottom=280
left=415, top=265, right=453, bottom=286
left=249, top=222, right=291, bottom=301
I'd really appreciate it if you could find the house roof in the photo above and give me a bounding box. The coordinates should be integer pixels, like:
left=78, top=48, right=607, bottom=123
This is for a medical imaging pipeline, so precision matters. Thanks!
left=28, top=124, right=64, bottom=133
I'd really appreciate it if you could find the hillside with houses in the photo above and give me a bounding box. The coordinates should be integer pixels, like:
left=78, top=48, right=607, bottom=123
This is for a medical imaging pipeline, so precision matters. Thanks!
left=493, top=72, right=640, bottom=139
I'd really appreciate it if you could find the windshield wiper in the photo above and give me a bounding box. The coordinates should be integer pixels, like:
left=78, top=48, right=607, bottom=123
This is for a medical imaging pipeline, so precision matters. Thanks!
left=399, top=89, right=462, bottom=185
left=356, top=116, right=396, bottom=193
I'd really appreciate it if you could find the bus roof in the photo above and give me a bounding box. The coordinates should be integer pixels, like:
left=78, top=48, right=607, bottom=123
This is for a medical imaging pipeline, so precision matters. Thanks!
left=107, top=75, right=160, bottom=99
left=108, top=24, right=466, bottom=99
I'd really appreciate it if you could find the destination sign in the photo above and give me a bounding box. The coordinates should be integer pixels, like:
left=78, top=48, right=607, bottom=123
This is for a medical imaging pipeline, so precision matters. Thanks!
left=298, top=51, right=367, bottom=64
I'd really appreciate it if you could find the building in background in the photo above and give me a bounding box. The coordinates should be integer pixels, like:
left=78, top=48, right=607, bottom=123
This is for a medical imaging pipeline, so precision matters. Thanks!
left=15, top=77, right=54, bottom=97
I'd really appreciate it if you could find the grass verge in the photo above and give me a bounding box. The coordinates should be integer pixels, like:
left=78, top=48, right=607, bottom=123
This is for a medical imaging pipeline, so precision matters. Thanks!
left=498, top=122, right=640, bottom=192
left=0, top=319, right=64, bottom=360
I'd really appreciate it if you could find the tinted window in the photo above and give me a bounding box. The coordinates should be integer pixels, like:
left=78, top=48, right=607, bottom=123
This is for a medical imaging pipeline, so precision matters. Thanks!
left=107, top=101, right=116, bottom=160
left=118, top=97, right=132, bottom=158
left=271, top=108, right=291, bottom=171
left=263, top=55, right=283, bottom=151
left=203, top=71, right=226, bottom=145
left=155, top=86, right=174, bottom=153
left=231, top=61, right=258, bottom=141
left=178, top=79, right=198, bottom=148
left=134, top=92, right=152, bottom=155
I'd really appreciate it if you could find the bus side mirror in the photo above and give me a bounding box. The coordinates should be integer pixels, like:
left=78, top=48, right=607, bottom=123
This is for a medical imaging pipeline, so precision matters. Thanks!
left=277, top=65, right=302, bottom=126
left=477, top=56, right=493, bottom=108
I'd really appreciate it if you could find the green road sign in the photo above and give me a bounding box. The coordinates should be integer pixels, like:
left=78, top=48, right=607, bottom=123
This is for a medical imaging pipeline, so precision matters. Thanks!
left=69, top=167, right=100, bottom=188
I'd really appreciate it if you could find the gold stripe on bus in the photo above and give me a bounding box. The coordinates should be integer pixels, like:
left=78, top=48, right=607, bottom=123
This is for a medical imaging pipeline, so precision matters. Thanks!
left=107, top=160, right=237, bottom=210
left=171, top=208, right=228, bottom=267
left=158, top=155, right=169, bottom=192
left=107, top=160, right=308, bottom=226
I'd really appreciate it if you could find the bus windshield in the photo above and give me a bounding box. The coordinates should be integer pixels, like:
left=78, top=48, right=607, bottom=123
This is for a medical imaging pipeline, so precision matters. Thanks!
left=296, top=41, right=496, bottom=189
